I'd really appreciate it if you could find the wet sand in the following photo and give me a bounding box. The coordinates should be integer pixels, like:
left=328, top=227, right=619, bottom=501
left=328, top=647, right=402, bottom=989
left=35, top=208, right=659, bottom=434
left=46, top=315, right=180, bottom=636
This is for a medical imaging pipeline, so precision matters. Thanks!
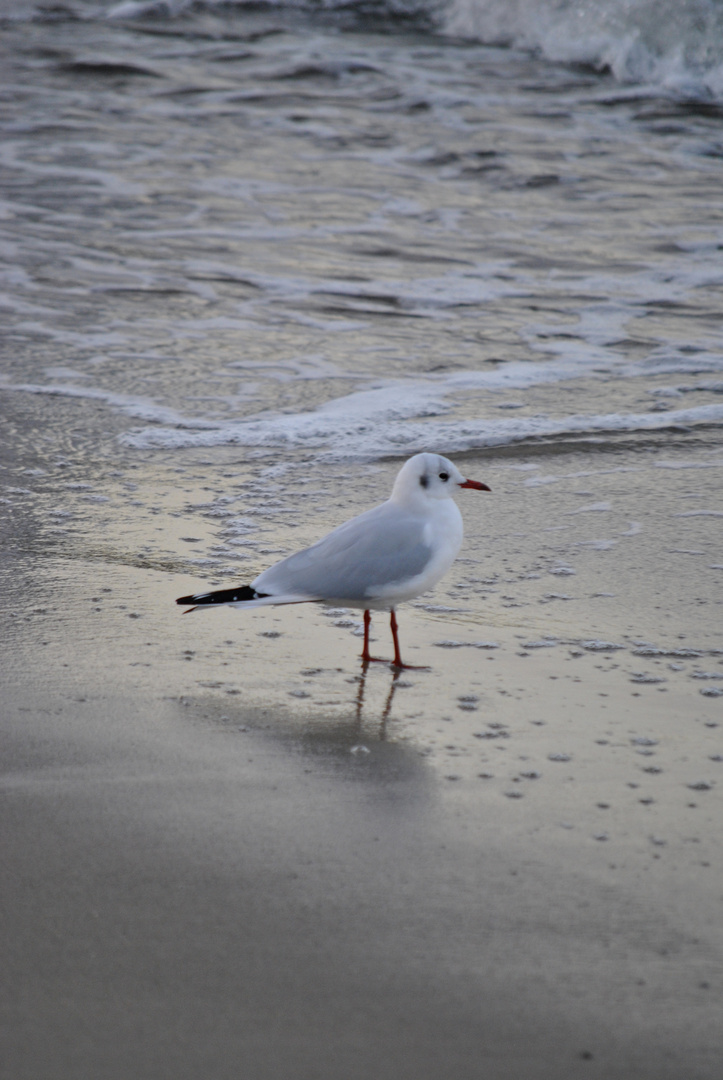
left=3, top=434, right=722, bottom=1080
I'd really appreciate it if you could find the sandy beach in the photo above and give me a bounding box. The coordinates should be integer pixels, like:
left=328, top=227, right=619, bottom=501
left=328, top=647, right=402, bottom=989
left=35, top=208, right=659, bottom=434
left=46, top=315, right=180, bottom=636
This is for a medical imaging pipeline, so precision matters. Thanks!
left=2, top=2, right=723, bottom=1074
left=3, top=425, right=722, bottom=1079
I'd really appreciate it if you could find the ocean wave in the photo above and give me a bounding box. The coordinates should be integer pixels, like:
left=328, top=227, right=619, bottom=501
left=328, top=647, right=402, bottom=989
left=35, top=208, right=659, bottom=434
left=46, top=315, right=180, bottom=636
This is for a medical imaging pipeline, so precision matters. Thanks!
left=5, top=359, right=723, bottom=461
left=100, top=0, right=723, bottom=99
left=443, top=0, right=723, bottom=99
left=11, top=0, right=721, bottom=99
left=118, top=399, right=723, bottom=459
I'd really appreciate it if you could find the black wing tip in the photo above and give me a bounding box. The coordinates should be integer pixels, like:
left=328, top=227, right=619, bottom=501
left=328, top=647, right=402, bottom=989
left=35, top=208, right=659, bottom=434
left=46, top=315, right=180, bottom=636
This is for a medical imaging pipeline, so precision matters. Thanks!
left=176, top=585, right=268, bottom=607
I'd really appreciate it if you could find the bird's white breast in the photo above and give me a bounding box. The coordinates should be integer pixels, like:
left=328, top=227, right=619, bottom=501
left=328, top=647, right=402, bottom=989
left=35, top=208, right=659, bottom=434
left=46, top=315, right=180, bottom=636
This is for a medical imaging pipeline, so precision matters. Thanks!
left=368, top=499, right=464, bottom=607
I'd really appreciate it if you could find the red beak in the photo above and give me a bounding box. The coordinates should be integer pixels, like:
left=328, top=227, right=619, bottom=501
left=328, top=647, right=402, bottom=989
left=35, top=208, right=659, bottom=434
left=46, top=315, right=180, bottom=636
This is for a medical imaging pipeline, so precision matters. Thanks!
left=459, top=478, right=491, bottom=491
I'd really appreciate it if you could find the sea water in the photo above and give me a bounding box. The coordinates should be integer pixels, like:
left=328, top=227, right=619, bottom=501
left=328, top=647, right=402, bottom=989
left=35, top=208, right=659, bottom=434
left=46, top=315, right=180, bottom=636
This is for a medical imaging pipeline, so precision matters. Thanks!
left=1, top=0, right=722, bottom=573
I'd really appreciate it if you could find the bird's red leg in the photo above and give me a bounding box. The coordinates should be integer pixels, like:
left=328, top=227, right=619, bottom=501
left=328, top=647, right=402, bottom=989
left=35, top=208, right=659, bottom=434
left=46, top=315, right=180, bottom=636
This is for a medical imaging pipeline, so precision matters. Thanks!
left=390, top=608, right=403, bottom=667
left=360, top=609, right=392, bottom=665
left=389, top=609, right=430, bottom=670
left=362, top=608, right=427, bottom=668
left=362, top=609, right=372, bottom=663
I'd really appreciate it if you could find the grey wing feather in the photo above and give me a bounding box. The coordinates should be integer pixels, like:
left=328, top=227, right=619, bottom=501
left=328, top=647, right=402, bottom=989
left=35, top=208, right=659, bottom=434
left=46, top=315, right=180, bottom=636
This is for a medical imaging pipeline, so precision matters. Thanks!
left=252, top=501, right=432, bottom=601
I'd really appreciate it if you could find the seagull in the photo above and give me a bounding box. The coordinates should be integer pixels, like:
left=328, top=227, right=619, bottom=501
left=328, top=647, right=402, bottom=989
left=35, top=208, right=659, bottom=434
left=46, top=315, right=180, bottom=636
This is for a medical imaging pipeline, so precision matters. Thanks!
left=176, top=452, right=490, bottom=668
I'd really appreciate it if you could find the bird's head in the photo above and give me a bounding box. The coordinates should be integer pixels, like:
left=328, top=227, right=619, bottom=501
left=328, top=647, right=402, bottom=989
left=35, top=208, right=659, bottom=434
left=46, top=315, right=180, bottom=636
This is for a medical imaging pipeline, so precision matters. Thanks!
left=392, top=453, right=490, bottom=503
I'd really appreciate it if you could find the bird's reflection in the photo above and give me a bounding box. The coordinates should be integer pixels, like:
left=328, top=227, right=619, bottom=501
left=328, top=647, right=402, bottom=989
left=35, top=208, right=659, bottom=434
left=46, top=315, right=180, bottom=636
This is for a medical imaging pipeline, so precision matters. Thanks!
left=353, top=661, right=402, bottom=740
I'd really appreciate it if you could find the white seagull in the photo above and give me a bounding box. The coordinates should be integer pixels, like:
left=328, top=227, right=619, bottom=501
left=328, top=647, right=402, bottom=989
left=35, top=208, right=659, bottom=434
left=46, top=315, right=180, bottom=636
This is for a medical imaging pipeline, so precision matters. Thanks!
left=177, top=452, right=490, bottom=668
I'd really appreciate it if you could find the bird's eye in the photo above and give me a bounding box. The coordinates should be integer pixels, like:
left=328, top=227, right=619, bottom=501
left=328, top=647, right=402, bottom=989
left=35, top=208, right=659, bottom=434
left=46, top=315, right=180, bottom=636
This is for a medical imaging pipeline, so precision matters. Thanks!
left=439, top=471, right=449, bottom=481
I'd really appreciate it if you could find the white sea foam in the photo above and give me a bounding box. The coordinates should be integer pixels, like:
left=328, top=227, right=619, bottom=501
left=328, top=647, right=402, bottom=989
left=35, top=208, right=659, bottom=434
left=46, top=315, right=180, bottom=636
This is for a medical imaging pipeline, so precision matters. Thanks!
left=4, top=368, right=723, bottom=461
left=443, top=0, right=723, bottom=98
left=120, top=394, right=723, bottom=460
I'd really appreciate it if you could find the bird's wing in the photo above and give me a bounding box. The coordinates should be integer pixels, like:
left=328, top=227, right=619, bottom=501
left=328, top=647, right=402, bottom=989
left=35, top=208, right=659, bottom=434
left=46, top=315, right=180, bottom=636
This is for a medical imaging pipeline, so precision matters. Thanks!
left=252, top=501, right=432, bottom=602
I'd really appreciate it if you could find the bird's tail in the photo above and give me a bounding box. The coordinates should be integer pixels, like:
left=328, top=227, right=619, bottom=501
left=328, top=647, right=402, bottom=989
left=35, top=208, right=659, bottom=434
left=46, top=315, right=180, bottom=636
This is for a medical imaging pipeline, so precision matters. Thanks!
left=176, top=585, right=316, bottom=612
